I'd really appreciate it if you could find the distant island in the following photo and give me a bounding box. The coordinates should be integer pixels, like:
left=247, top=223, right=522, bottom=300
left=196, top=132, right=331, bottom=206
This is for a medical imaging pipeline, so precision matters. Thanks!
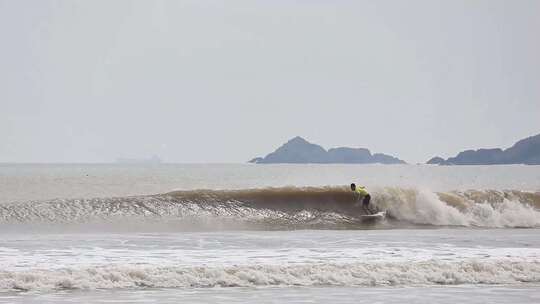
left=249, top=136, right=406, bottom=164
left=427, top=133, right=540, bottom=165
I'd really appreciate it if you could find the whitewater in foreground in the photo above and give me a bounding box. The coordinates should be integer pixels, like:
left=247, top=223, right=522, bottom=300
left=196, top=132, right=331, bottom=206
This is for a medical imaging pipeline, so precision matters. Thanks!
left=0, top=163, right=539, bottom=303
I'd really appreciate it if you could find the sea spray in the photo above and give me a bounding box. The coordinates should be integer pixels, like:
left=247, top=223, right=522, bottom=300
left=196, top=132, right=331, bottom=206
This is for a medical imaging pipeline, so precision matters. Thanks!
left=376, top=187, right=540, bottom=227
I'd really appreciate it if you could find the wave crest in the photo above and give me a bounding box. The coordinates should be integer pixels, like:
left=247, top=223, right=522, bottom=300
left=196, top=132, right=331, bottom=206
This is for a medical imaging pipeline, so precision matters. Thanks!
left=1, top=187, right=539, bottom=230
left=377, top=188, right=540, bottom=227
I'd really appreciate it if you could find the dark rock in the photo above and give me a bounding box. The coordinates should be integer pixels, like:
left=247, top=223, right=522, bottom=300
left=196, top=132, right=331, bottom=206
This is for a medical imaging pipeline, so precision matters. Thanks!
left=502, top=134, right=540, bottom=165
left=427, top=156, right=446, bottom=165
left=428, top=133, right=540, bottom=165
left=258, top=136, right=329, bottom=163
left=250, top=136, right=406, bottom=164
left=327, top=147, right=372, bottom=163
left=446, top=148, right=504, bottom=165
left=372, top=153, right=406, bottom=164
left=248, top=157, right=263, bottom=163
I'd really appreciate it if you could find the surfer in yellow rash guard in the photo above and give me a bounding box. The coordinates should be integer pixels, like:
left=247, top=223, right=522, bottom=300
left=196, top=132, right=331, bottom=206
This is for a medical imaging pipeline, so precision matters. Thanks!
left=350, top=183, right=373, bottom=214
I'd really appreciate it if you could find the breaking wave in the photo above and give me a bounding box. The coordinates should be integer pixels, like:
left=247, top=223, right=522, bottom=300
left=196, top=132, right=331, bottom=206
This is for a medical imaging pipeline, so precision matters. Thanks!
left=2, top=260, right=540, bottom=291
left=1, top=187, right=539, bottom=230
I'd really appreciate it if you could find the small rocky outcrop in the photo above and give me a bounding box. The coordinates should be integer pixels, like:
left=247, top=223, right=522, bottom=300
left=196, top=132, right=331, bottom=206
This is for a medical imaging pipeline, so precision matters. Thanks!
left=425, top=133, right=540, bottom=165
left=250, top=136, right=406, bottom=164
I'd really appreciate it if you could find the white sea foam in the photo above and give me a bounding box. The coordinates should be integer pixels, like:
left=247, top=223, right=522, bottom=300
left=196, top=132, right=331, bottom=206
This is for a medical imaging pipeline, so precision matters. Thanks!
left=1, top=260, right=539, bottom=292
left=377, top=188, right=540, bottom=228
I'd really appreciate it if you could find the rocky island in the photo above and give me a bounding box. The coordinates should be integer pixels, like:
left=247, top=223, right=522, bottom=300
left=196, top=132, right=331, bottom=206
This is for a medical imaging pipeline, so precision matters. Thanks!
left=427, top=133, right=540, bottom=165
left=250, top=136, right=406, bottom=164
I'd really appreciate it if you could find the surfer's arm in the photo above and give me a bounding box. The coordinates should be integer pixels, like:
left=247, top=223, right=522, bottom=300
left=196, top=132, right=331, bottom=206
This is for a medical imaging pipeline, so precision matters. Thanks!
left=353, top=192, right=361, bottom=205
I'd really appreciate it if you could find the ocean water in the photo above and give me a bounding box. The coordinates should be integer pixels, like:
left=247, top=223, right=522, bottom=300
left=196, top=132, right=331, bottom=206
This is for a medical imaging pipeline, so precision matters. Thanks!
left=0, top=163, right=539, bottom=303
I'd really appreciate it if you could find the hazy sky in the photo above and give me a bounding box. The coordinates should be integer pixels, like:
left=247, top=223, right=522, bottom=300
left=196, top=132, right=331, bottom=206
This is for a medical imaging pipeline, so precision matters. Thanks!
left=1, top=0, right=539, bottom=163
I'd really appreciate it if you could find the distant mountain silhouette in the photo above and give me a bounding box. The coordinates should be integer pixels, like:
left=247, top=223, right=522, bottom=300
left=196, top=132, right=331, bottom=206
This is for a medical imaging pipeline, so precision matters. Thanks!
left=427, top=133, right=540, bottom=165
left=249, top=137, right=406, bottom=164
left=426, top=156, right=445, bottom=165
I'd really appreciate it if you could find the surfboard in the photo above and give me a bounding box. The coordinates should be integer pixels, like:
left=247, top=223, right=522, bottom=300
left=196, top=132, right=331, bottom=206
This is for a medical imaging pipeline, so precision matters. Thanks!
left=360, top=211, right=386, bottom=220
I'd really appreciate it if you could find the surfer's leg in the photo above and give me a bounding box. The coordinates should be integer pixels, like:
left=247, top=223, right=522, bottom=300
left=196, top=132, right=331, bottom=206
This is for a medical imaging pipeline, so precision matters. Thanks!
left=363, top=195, right=373, bottom=214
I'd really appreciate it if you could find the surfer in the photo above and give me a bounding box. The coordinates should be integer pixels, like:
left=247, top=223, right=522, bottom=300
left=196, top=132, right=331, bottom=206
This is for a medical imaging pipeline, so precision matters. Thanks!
left=351, top=183, right=373, bottom=214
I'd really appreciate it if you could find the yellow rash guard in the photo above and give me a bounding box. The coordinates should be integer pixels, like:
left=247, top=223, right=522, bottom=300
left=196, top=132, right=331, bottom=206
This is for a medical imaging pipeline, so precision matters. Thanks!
left=355, top=186, right=369, bottom=200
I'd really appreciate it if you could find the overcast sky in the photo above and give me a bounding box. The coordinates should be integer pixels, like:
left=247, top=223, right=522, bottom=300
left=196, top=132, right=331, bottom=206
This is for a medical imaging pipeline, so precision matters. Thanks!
left=1, top=0, right=539, bottom=163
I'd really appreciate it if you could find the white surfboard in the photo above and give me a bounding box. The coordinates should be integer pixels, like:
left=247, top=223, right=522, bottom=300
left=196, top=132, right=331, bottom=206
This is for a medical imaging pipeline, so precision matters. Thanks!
left=360, top=211, right=386, bottom=220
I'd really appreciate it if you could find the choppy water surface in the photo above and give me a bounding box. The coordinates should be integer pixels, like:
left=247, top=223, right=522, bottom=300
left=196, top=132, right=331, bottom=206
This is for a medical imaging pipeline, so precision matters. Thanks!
left=0, top=164, right=539, bottom=303
left=5, top=286, right=540, bottom=304
left=1, top=229, right=540, bottom=303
